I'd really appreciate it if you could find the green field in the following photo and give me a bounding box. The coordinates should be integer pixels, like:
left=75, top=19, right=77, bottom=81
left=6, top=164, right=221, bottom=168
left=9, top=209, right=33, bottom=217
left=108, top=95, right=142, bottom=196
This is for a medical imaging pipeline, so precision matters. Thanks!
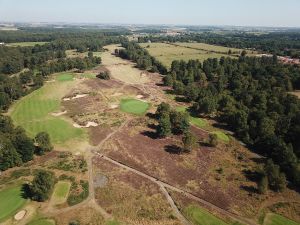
left=184, top=205, right=228, bottom=225
left=28, top=219, right=55, bottom=225
left=0, top=185, right=27, bottom=222
left=140, top=42, right=245, bottom=68
left=51, top=181, right=71, bottom=205
left=10, top=72, right=86, bottom=144
left=176, top=106, right=207, bottom=128
left=211, top=131, right=230, bottom=142
left=6, top=42, right=48, bottom=47
left=120, top=98, right=150, bottom=115
left=264, top=213, right=299, bottom=225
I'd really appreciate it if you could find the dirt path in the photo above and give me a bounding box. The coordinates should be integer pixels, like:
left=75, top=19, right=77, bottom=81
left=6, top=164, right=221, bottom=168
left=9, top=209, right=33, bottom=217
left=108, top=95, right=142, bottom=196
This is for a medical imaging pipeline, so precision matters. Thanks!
left=93, top=152, right=257, bottom=225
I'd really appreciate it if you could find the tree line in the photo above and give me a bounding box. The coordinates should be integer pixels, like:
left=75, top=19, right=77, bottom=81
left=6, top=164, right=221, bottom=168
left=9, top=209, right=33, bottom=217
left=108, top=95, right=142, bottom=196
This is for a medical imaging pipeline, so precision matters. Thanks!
left=163, top=55, right=300, bottom=190
left=116, top=42, right=168, bottom=75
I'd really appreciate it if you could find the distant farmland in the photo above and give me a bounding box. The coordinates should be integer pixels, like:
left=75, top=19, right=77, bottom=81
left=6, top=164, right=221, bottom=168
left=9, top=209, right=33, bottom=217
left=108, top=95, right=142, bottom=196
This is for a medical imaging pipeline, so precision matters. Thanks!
left=140, top=42, right=256, bottom=68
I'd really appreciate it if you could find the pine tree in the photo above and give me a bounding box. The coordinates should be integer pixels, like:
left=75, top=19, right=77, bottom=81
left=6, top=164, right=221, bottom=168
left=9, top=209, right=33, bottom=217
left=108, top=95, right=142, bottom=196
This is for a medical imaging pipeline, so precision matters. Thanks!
left=157, top=112, right=171, bottom=138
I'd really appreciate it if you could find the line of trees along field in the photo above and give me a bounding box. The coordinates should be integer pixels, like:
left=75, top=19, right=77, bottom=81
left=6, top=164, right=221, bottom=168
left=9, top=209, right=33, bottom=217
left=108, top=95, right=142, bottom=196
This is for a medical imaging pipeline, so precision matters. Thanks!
left=116, top=42, right=168, bottom=74
left=161, top=54, right=300, bottom=190
left=137, top=32, right=300, bottom=58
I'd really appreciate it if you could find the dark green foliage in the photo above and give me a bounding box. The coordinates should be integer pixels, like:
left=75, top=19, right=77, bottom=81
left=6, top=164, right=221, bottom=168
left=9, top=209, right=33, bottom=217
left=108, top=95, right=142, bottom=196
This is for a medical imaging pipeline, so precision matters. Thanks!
left=258, top=175, right=268, bottom=194
left=155, top=102, right=171, bottom=118
left=96, top=71, right=110, bottom=80
left=157, top=112, right=172, bottom=138
left=182, top=131, right=197, bottom=152
left=0, top=136, right=22, bottom=171
left=67, top=180, right=89, bottom=206
left=170, top=111, right=190, bottom=134
left=35, top=132, right=53, bottom=155
left=265, top=160, right=287, bottom=192
left=29, top=170, right=56, bottom=202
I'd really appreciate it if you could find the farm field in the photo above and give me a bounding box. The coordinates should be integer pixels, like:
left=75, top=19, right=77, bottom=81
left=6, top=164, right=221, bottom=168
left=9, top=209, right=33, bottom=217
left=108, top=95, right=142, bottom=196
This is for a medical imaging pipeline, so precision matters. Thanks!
left=51, top=181, right=71, bottom=205
left=6, top=41, right=48, bottom=47
left=0, top=185, right=27, bottom=222
left=9, top=72, right=87, bottom=147
left=139, top=42, right=247, bottom=68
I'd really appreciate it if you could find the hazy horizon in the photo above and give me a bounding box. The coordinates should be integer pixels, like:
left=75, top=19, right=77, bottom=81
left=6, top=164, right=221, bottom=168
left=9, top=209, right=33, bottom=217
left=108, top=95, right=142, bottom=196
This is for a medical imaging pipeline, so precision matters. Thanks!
left=0, top=0, right=300, bottom=27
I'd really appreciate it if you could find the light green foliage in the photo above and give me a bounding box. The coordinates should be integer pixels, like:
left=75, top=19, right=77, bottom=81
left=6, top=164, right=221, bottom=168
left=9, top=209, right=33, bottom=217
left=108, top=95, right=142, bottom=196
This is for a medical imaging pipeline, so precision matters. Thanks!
left=184, top=205, right=228, bottom=225
left=0, top=185, right=27, bottom=221
left=120, top=99, right=149, bottom=115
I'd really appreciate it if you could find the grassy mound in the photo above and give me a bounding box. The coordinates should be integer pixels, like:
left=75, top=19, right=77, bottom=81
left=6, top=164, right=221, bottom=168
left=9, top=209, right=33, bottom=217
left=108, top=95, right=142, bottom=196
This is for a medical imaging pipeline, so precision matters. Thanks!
left=120, top=99, right=149, bottom=115
left=184, top=205, right=228, bottom=225
left=10, top=74, right=86, bottom=144
left=0, top=185, right=27, bottom=222
left=51, top=181, right=71, bottom=205
left=264, top=213, right=299, bottom=225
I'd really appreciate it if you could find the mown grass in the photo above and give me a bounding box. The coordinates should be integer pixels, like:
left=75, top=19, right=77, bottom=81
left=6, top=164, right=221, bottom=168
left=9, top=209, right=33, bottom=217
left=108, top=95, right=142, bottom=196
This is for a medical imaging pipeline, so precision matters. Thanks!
left=28, top=219, right=55, bottom=225
left=10, top=73, right=86, bottom=144
left=56, top=73, right=74, bottom=82
left=6, top=42, right=48, bottom=47
left=51, top=181, right=71, bottom=205
left=176, top=106, right=207, bottom=128
left=0, top=185, right=27, bottom=222
left=120, top=99, right=150, bottom=115
left=184, top=205, right=228, bottom=225
left=211, top=131, right=230, bottom=142
left=263, top=213, right=299, bottom=225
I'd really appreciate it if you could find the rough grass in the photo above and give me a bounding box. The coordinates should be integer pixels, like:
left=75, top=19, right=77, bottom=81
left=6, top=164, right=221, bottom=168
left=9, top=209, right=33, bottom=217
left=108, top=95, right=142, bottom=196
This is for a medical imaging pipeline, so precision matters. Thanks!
left=10, top=73, right=86, bottom=144
left=140, top=42, right=240, bottom=68
left=184, top=205, right=228, bottom=225
left=6, top=42, right=48, bottom=47
left=106, top=220, right=121, bottom=225
left=263, top=213, right=299, bottom=225
left=51, top=181, right=71, bottom=205
left=211, top=131, right=230, bottom=142
left=28, top=219, right=55, bottom=225
left=120, top=99, right=150, bottom=115
left=0, top=185, right=27, bottom=222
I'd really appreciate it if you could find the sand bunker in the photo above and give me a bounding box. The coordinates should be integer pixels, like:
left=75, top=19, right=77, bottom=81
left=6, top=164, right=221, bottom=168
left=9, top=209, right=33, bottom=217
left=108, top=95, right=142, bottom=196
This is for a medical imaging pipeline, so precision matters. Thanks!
left=51, top=110, right=67, bottom=116
left=63, top=94, right=88, bottom=101
left=14, top=210, right=26, bottom=221
left=136, top=95, right=144, bottom=99
left=112, top=92, right=123, bottom=97
left=110, top=104, right=119, bottom=109
left=73, top=121, right=99, bottom=128
left=46, top=80, right=56, bottom=83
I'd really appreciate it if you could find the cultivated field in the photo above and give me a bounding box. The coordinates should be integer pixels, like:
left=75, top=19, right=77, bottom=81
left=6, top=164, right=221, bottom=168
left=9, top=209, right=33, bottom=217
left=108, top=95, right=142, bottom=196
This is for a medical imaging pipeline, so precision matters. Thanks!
left=139, top=42, right=256, bottom=68
left=6, top=42, right=48, bottom=47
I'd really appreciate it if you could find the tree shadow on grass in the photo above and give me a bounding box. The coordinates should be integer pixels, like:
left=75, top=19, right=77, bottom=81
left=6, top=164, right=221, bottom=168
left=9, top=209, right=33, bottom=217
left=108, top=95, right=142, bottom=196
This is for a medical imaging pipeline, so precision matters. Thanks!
left=141, top=130, right=159, bottom=139
left=242, top=169, right=261, bottom=182
left=240, top=185, right=258, bottom=194
left=21, top=183, right=31, bottom=199
left=164, top=144, right=182, bottom=154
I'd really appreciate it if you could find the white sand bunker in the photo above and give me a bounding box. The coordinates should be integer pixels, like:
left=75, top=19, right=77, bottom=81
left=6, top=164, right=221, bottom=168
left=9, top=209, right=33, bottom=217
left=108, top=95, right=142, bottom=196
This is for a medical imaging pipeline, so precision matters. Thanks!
left=136, top=95, right=144, bottom=99
left=112, top=92, right=123, bottom=97
left=46, top=80, right=56, bottom=83
left=63, top=94, right=88, bottom=101
left=14, top=210, right=26, bottom=221
left=51, top=110, right=67, bottom=116
left=73, top=121, right=99, bottom=128
left=110, top=104, right=119, bottom=109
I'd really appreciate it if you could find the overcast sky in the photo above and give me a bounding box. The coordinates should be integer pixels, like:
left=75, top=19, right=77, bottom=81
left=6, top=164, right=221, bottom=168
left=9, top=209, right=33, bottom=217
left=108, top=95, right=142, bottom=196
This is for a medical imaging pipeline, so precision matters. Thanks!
left=0, top=0, right=300, bottom=27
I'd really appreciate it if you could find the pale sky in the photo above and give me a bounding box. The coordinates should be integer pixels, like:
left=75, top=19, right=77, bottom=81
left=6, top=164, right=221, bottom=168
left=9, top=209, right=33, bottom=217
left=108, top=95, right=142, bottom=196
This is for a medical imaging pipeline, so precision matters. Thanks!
left=0, top=0, right=300, bottom=27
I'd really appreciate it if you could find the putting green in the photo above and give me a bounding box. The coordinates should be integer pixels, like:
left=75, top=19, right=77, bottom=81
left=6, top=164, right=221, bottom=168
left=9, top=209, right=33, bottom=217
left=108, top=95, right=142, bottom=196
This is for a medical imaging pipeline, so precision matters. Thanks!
left=28, top=219, right=55, bottom=225
left=51, top=181, right=71, bottom=205
left=184, top=205, right=228, bottom=225
left=264, top=213, right=299, bottom=225
left=120, top=99, right=149, bottom=115
left=56, top=73, right=74, bottom=82
left=10, top=73, right=86, bottom=144
left=0, top=185, right=27, bottom=222
left=211, top=131, right=230, bottom=142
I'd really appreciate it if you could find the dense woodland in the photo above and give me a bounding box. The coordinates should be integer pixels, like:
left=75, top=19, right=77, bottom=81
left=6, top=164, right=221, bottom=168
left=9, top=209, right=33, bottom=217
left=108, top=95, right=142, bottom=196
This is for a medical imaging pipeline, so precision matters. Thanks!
left=138, top=32, right=300, bottom=58
left=162, top=55, right=300, bottom=189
